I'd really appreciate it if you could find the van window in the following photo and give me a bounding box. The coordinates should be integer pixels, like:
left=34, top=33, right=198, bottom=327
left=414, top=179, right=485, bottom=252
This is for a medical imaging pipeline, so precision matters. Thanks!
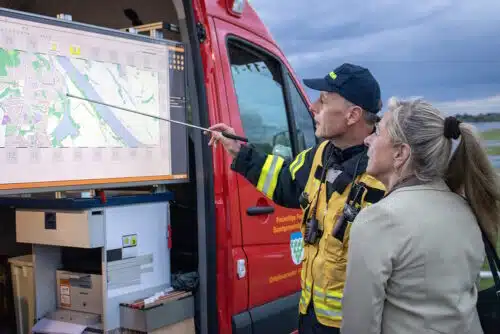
left=228, top=42, right=293, bottom=159
left=286, top=74, right=317, bottom=151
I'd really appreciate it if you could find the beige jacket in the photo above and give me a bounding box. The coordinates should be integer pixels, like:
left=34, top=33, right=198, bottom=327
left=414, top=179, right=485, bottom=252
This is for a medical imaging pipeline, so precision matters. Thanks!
left=341, top=179, right=485, bottom=334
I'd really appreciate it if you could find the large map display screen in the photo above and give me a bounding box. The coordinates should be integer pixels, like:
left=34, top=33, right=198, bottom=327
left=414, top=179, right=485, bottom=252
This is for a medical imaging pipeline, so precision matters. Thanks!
left=0, top=9, right=188, bottom=193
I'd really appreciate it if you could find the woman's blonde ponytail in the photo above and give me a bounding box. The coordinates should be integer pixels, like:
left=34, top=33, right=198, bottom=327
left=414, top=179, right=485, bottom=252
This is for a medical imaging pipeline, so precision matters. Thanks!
left=445, top=122, right=500, bottom=245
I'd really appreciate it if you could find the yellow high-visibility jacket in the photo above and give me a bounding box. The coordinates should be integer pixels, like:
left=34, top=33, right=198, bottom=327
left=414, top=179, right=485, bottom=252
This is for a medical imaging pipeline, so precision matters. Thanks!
left=231, top=140, right=386, bottom=327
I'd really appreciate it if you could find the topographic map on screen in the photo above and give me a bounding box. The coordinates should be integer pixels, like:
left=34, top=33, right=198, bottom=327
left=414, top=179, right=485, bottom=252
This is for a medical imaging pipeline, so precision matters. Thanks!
left=1, top=49, right=160, bottom=148
left=0, top=10, right=188, bottom=192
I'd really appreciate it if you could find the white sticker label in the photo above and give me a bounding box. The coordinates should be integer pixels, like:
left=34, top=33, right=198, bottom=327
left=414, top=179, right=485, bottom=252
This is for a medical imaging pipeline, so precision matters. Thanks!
left=61, top=294, right=71, bottom=305
left=60, top=285, right=70, bottom=295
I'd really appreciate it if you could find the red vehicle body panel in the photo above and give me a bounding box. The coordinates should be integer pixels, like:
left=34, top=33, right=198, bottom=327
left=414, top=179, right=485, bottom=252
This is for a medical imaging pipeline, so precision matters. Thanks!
left=192, top=1, right=314, bottom=333
left=213, top=16, right=303, bottom=308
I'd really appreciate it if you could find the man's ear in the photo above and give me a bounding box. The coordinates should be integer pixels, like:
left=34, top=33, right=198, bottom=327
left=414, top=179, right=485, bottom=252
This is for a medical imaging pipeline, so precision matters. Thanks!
left=346, top=105, right=363, bottom=126
left=393, top=143, right=411, bottom=170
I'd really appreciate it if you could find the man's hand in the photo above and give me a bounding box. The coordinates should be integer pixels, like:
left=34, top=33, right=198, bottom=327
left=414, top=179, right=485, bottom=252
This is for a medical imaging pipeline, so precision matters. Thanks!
left=205, top=123, right=242, bottom=158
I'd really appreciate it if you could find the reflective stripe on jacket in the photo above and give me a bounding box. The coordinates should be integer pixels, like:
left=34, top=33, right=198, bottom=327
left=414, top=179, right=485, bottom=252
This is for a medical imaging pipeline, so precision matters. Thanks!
left=231, top=140, right=386, bottom=328
left=297, top=140, right=385, bottom=327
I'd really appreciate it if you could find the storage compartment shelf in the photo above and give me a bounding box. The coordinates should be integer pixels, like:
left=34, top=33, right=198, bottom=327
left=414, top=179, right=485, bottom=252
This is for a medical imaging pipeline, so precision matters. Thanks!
left=120, top=294, right=194, bottom=332
left=0, top=193, right=174, bottom=210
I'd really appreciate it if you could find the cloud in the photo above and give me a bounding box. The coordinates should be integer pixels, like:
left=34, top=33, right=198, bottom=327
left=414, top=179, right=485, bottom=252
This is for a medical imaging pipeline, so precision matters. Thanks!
left=251, top=0, right=453, bottom=65
left=432, top=95, right=500, bottom=116
left=249, top=0, right=500, bottom=104
left=252, top=0, right=499, bottom=65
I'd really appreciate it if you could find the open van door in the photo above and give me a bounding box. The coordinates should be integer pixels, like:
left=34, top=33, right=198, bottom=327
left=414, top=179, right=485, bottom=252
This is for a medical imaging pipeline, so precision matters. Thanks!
left=212, top=16, right=317, bottom=333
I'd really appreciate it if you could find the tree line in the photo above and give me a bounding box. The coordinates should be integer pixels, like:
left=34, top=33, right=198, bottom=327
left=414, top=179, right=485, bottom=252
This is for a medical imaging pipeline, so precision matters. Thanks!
left=455, top=113, right=500, bottom=122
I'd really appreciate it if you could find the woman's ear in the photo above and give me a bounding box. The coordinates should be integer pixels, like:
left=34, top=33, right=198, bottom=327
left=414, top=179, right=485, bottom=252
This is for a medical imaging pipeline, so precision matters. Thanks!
left=393, top=143, right=411, bottom=170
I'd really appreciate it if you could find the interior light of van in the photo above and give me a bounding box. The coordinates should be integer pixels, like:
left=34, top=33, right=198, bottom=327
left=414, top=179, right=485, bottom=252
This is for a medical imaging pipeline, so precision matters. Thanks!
left=231, top=0, right=245, bottom=15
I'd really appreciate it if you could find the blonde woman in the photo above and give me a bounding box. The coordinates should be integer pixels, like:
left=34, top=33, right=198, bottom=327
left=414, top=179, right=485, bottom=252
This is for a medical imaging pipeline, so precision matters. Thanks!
left=340, top=97, right=500, bottom=334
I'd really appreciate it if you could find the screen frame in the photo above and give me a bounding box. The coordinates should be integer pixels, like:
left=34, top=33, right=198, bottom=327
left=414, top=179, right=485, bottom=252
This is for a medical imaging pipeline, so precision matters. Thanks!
left=0, top=7, right=190, bottom=195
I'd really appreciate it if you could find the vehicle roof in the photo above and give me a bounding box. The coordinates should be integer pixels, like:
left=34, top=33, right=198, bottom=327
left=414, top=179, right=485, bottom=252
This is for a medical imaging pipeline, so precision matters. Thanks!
left=205, top=0, right=276, bottom=46
left=202, top=0, right=312, bottom=106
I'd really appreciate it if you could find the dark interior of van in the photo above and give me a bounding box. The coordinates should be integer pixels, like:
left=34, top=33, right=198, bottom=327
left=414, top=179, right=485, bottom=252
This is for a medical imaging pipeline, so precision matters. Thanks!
left=0, top=0, right=200, bottom=332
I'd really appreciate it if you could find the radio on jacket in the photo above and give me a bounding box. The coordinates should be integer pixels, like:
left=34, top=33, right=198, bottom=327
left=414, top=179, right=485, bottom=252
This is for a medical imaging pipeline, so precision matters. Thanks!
left=304, top=216, right=321, bottom=245
left=332, top=182, right=367, bottom=241
left=230, top=139, right=386, bottom=328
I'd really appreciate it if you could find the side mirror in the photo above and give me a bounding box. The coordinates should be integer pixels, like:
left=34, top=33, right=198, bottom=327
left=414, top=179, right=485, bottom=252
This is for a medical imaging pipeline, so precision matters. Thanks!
left=272, top=131, right=292, bottom=159
left=272, top=130, right=290, bottom=147
left=273, top=129, right=308, bottom=153
left=272, top=144, right=292, bottom=160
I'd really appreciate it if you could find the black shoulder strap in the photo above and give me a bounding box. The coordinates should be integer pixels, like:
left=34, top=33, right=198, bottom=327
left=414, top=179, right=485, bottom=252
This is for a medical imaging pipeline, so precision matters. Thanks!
left=307, top=143, right=335, bottom=218
left=481, top=228, right=500, bottom=291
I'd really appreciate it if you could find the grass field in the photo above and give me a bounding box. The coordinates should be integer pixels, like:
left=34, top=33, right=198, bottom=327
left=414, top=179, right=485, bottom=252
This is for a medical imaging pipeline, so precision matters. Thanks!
left=479, top=278, right=494, bottom=291
left=481, top=127, right=500, bottom=162
left=487, top=147, right=500, bottom=155
left=480, top=128, right=500, bottom=141
left=481, top=129, right=500, bottom=155
left=478, top=236, right=500, bottom=291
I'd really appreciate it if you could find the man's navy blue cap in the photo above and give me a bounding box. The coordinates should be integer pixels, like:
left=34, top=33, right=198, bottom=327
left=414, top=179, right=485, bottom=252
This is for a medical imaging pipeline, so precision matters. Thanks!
left=303, top=63, right=382, bottom=114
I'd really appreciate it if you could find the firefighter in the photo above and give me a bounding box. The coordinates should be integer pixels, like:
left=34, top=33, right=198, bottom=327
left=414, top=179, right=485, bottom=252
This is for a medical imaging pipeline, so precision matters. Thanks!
left=207, top=63, right=386, bottom=334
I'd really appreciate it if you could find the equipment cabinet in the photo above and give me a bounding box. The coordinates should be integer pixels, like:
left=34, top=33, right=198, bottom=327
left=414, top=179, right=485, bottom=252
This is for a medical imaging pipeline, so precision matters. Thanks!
left=0, top=192, right=194, bottom=333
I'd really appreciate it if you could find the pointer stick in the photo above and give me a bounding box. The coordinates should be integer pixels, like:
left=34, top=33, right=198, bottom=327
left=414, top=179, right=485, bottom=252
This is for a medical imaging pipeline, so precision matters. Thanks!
left=65, top=93, right=248, bottom=142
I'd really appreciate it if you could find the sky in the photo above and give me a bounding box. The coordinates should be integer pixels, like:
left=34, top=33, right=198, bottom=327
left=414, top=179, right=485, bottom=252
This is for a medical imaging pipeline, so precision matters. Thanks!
left=248, top=0, right=500, bottom=116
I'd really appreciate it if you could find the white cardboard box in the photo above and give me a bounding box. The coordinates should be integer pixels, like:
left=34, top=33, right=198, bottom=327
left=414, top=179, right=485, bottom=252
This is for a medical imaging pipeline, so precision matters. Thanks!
left=56, top=270, right=103, bottom=315
left=16, top=210, right=104, bottom=248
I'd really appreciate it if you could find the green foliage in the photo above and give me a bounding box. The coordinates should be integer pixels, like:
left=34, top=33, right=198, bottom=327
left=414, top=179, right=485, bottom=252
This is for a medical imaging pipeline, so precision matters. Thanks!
left=456, top=113, right=500, bottom=123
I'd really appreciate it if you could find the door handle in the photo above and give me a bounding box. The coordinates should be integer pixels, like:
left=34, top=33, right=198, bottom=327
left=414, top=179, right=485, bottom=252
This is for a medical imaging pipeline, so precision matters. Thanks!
left=246, top=206, right=274, bottom=216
